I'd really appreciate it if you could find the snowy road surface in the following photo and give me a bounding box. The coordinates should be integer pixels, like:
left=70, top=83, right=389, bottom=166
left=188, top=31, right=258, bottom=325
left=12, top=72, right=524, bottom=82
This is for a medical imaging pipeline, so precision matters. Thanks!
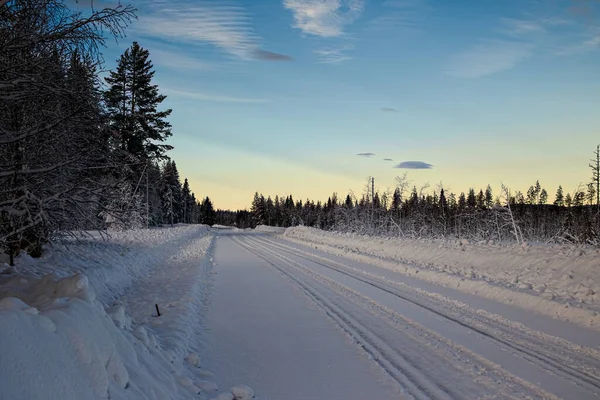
left=201, top=231, right=600, bottom=400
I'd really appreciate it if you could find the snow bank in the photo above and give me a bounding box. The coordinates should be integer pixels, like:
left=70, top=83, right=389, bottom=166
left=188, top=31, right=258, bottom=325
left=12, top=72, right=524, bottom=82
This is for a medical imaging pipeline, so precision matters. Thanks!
left=0, top=225, right=255, bottom=399
left=1, top=225, right=209, bottom=305
left=283, top=226, right=600, bottom=330
left=254, top=225, right=286, bottom=234
left=0, top=275, right=197, bottom=399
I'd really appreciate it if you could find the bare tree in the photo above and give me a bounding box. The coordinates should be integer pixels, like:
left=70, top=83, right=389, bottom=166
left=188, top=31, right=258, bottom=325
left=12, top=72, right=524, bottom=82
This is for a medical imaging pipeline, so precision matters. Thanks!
left=0, top=0, right=135, bottom=263
left=590, top=145, right=600, bottom=211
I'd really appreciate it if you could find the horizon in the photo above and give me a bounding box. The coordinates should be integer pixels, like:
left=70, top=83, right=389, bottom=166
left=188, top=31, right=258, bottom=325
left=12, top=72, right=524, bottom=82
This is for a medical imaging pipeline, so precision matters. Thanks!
left=97, top=0, right=600, bottom=210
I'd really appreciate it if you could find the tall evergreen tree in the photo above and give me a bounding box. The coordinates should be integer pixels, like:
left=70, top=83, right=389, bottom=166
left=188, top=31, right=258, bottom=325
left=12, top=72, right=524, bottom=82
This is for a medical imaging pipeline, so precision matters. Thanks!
left=200, top=197, right=215, bottom=226
left=467, top=188, right=476, bottom=210
left=181, top=178, right=192, bottom=223
left=160, top=160, right=183, bottom=223
left=104, top=42, right=173, bottom=163
left=554, top=186, right=564, bottom=207
left=539, top=189, right=548, bottom=205
left=439, top=188, right=448, bottom=211
left=476, top=189, right=485, bottom=210
left=484, top=185, right=493, bottom=208
left=391, top=188, right=401, bottom=212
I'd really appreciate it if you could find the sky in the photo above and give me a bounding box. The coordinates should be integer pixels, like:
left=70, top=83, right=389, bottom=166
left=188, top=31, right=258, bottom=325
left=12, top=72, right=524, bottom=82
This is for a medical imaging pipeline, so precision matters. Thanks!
left=96, top=0, right=600, bottom=210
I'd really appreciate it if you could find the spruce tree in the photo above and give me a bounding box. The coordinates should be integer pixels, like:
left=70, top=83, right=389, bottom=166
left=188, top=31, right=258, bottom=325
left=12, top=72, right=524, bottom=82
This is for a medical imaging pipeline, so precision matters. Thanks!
left=182, top=178, right=192, bottom=223
left=104, top=42, right=173, bottom=163
left=554, top=186, right=564, bottom=207
left=391, top=188, right=401, bottom=212
left=484, top=185, right=493, bottom=208
left=539, top=189, right=548, bottom=205
left=160, top=160, right=183, bottom=223
left=467, top=188, right=476, bottom=210
left=200, top=197, right=215, bottom=226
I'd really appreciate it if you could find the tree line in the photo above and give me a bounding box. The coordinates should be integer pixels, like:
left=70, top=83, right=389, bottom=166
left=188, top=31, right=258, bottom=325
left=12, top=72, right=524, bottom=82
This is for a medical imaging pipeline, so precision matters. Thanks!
left=0, top=0, right=214, bottom=264
left=219, top=148, right=600, bottom=245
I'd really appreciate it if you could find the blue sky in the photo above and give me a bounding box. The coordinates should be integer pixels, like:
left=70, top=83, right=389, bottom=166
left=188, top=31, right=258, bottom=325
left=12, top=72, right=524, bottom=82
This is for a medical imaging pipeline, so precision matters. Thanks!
left=99, top=0, right=600, bottom=209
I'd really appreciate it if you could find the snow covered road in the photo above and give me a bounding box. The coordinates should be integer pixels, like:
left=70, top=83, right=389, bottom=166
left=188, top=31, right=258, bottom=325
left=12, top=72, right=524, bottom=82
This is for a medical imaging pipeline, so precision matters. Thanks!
left=202, top=231, right=600, bottom=400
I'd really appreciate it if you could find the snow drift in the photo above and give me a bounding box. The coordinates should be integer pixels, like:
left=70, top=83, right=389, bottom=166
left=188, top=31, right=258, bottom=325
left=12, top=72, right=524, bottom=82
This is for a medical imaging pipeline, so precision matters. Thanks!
left=254, top=225, right=286, bottom=234
left=283, top=226, right=600, bottom=330
left=0, top=225, right=255, bottom=400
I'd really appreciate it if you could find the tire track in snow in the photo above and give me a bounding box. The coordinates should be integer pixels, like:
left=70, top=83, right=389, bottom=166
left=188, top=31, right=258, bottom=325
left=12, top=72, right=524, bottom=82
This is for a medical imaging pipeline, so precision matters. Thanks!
left=248, top=234, right=600, bottom=399
left=233, top=234, right=551, bottom=400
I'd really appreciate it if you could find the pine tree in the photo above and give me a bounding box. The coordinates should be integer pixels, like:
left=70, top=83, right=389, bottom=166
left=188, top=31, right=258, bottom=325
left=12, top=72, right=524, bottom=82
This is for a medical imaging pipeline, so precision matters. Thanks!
left=564, top=193, right=572, bottom=207
left=104, top=42, right=173, bottom=163
left=391, top=188, right=401, bottom=212
left=458, top=192, right=466, bottom=211
left=345, top=194, right=354, bottom=209
left=250, top=192, right=266, bottom=226
left=485, top=185, right=493, bottom=208
left=439, top=189, right=448, bottom=210
left=587, top=183, right=596, bottom=206
left=526, top=181, right=541, bottom=205
left=160, top=160, right=183, bottom=223
left=200, top=197, right=215, bottom=226
left=181, top=178, right=192, bottom=223
left=554, top=186, right=564, bottom=207
left=539, top=189, right=548, bottom=205
left=476, top=189, right=485, bottom=209
left=467, top=188, right=476, bottom=210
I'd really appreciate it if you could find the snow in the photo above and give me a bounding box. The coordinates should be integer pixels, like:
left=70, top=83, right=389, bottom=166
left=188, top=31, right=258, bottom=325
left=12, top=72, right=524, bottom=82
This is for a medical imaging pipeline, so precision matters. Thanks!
left=253, top=225, right=286, bottom=234
left=228, top=232, right=600, bottom=399
left=5, top=223, right=600, bottom=399
left=0, top=225, right=255, bottom=400
left=283, top=226, right=600, bottom=330
left=200, top=233, right=402, bottom=399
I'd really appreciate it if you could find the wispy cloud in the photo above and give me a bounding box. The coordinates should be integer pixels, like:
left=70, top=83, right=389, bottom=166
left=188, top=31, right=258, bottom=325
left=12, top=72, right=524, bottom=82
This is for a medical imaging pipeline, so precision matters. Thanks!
left=149, top=47, right=212, bottom=70
left=381, top=107, right=398, bottom=112
left=367, top=0, right=430, bottom=35
left=394, top=161, right=433, bottom=169
left=314, top=46, right=353, bottom=63
left=357, top=152, right=376, bottom=157
left=136, top=1, right=291, bottom=61
left=252, top=49, right=293, bottom=61
left=555, top=32, right=600, bottom=55
left=162, top=87, right=269, bottom=103
left=499, top=18, right=545, bottom=36
left=283, top=0, right=365, bottom=37
left=448, top=10, right=598, bottom=78
left=383, top=158, right=393, bottom=161
left=446, top=40, right=532, bottom=78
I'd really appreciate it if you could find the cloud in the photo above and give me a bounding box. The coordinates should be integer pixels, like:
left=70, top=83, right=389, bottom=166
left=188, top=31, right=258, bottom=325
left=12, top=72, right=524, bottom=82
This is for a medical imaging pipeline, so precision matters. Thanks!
left=499, top=18, right=545, bottom=36
left=366, top=0, right=430, bottom=35
left=383, top=158, right=393, bottom=161
left=252, top=49, right=293, bottom=61
left=555, top=34, right=600, bottom=55
left=314, top=46, right=353, bottom=63
left=162, top=87, right=269, bottom=103
left=381, top=107, right=398, bottom=112
left=356, top=152, right=376, bottom=157
left=447, top=12, right=594, bottom=78
left=149, top=48, right=212, bottom=70
left=283, top=0, right=365, bottom=37
left=446, top=40, right=532, bottom=78
left=394, top=161, right=433, bottom=169
left=136, top=1, right=289, bottom=61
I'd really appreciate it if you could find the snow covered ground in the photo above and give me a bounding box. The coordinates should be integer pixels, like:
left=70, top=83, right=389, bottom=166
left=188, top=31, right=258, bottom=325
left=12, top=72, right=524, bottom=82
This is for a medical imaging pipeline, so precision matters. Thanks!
left=283, top=226, right=600, bottom=330
left=200, top=231, right=600, bottom=399
left=0, top=225, right=255, bottom=400
left=4, top=224, right=600, bottom=399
